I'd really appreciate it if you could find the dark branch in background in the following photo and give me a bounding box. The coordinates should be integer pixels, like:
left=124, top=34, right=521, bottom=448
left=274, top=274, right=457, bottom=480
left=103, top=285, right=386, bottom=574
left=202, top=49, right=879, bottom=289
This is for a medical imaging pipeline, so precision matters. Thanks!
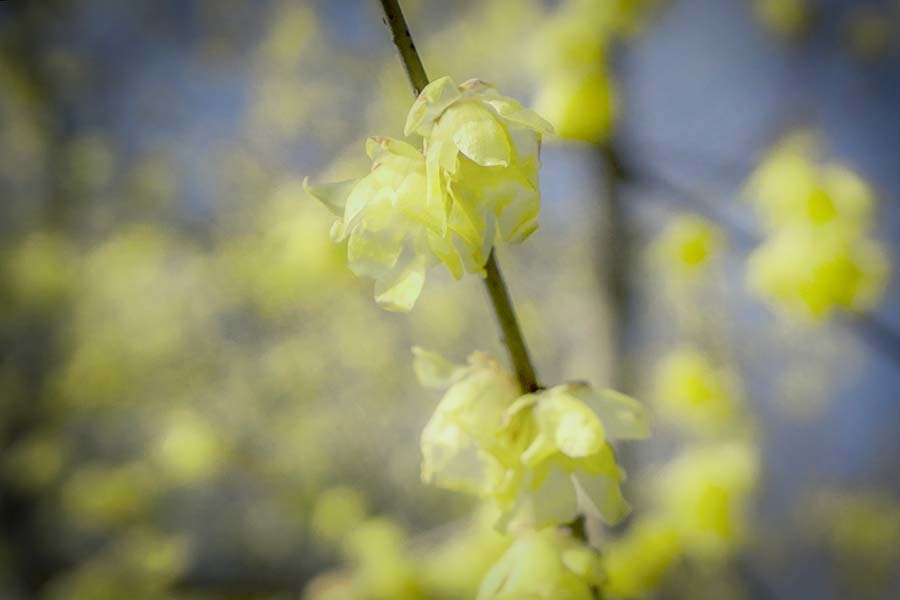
left=378, top=0, right=541, bottom=393
left=596, top=142, right=632, bottom=392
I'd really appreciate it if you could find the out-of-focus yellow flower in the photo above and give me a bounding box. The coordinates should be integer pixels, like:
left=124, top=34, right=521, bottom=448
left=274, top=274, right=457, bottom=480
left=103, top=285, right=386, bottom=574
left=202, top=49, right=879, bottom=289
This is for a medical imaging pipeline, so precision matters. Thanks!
left=535, top=70, right=617, bottom=143
left=746, top=132, right=890, bottom=320
left=477, top=529, right=601, bottom=600
left=601, top=515, right=681, bottom=598
left=406, top=76, right=552, bottom=267
left=653, top=348, right=740, bottom=434
left=746, top=133, right=874, bottom=233
left=416, top=349, right=648, bottom=529
left=650, top=215, right=724, bottom=280
left=531, top=0, right=655, bottom=142
left=746, top=226, right=889, bottom=320
left=655, top=442, right=759, bottom=560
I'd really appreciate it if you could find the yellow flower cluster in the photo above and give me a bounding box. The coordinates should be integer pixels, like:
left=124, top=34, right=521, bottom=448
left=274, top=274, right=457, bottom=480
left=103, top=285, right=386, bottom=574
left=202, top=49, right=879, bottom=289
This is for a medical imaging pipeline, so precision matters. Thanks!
left=306, top=77, right=551, bottom=311
left=745, top=132, right=889, bottom=320
left=414, top=348, right=649, bottom=531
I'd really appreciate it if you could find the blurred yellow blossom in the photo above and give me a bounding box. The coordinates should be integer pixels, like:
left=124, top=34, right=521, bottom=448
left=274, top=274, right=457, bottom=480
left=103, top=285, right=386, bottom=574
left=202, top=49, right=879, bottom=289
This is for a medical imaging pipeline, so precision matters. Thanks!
left=531, top=0, right=655, bottom=142
left=656, top=442, right=759, bottom=560
left=653, top=348, right=740, bottom=434
left=746, top=133, right=874, bottom=233
left=746, top=225, right=889, bottom=320
left=650, top=215, right=724, bottom=281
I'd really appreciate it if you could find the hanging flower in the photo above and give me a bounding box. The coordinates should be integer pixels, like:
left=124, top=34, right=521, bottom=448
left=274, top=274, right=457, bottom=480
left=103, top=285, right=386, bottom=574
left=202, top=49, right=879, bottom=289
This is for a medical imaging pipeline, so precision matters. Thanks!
left=415, top=348, right=649, bottom=530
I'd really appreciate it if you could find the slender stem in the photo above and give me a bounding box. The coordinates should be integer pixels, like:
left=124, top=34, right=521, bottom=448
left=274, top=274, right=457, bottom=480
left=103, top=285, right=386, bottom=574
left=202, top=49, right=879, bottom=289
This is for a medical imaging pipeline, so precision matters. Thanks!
left=378, top=0, right=540, bottom=394
left=483, top=251, right=541, bottom=392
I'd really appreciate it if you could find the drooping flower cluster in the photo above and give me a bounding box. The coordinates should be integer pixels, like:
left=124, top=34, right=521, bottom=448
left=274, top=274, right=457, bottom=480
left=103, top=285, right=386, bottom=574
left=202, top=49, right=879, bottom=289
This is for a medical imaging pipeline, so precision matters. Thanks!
left=414, top=348, right=649, bottom=531
left=305, top=77, right=551, bottom=311
left=745, top=132, right=889, bottom=320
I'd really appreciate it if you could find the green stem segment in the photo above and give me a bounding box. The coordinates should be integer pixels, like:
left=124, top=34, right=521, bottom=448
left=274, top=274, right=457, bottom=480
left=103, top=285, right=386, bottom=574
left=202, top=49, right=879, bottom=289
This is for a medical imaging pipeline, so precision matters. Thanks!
left=483, top=251, right=540, bottom=392
left=378, top=0, right=540, bottom=394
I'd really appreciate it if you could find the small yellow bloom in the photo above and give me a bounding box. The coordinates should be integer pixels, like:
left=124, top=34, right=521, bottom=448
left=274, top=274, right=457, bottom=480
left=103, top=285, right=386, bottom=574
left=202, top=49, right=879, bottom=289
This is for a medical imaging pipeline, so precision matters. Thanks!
left=650, top=215, right=724, bottom=280
left=653, top=348, right=740, bottom=434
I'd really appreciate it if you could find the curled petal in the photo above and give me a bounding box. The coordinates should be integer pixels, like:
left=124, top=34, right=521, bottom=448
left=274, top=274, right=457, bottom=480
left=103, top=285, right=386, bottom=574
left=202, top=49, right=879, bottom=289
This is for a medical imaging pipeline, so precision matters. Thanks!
left=404, top=75, right=462, bottom=136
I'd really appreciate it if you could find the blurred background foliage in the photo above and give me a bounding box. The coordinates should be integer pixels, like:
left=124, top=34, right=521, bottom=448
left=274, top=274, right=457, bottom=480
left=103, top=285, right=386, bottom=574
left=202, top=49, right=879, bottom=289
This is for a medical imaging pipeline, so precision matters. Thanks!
left=1, top=0, right=899, bottom=598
